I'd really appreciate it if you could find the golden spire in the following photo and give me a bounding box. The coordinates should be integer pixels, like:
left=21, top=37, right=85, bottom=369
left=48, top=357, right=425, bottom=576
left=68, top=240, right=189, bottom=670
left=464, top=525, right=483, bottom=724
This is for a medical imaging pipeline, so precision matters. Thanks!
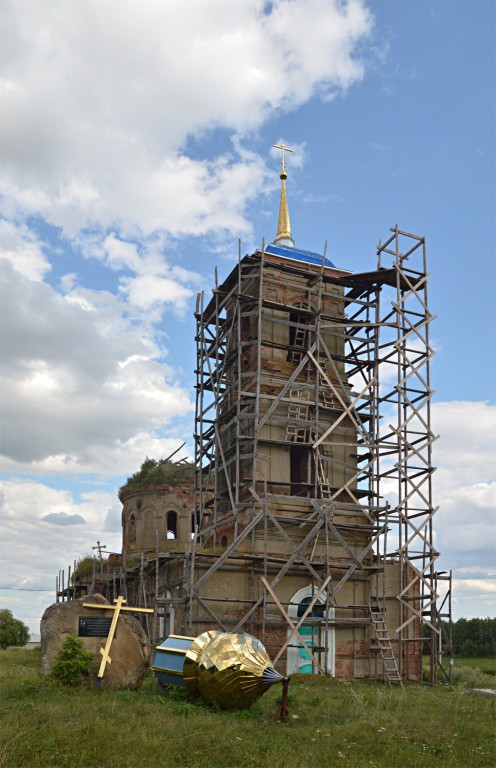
left=273, top=143, right=294, bottom=247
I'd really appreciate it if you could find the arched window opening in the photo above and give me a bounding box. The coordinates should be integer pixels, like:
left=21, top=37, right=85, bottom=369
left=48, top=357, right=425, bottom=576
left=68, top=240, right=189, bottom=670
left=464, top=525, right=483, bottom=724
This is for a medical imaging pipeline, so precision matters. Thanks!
left=220, top=536, right=228, bottom=548
left=297, top=596, right=324, bottom=619
left=129, top=513, right=136, bottom=543
left=166, top=511, right=178, bottom=539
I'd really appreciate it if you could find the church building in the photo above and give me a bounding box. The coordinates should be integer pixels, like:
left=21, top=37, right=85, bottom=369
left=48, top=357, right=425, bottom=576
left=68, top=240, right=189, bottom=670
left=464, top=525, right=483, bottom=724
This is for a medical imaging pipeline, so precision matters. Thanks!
left=116, top=145, right=441, bottom=684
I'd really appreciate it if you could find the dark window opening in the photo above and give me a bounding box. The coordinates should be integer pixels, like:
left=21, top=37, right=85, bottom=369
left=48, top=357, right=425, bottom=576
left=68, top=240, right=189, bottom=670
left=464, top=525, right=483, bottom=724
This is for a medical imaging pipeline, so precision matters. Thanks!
left=297, top=595, right=325, bottom=619
left=166, top=511, right=178, bottom=539
left=129, top=514, right=136, bottom=542
left=220, top=535, right=228, bottom=548
left=290, top=445, right=316, bottom=497
left=290, top=444, right=307, bottom=496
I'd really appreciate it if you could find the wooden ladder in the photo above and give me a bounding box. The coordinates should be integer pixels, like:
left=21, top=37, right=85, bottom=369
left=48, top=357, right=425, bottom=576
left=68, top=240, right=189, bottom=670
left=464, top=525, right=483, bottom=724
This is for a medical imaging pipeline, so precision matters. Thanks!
left=288, top=326, right=307, bottom=363
left=369, top=606, right=403, bottom=686
left=316, top=453, right=333, bottom=499
left=286, top=388, right=310, bottom=442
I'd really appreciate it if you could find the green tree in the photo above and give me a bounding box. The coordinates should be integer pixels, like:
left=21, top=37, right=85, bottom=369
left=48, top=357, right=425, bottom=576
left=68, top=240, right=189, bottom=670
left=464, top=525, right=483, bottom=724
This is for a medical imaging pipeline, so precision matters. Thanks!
left=0, top=609, right=30, bottom=649
left=52, top=633, right=93, bottom=686
left=452, top=617, right=496, bottom=657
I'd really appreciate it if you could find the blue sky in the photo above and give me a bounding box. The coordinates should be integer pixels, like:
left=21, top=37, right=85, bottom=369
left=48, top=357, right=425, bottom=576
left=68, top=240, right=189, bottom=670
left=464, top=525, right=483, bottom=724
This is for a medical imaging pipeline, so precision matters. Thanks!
left=0, top=0, right=494, bottom=634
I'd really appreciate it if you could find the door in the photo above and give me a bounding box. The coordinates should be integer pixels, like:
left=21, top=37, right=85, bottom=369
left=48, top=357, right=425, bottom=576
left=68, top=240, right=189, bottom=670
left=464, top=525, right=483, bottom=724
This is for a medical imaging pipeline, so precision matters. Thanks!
left=287, top=586, right=335, bottom=676
left=296, top=596, right=324, bottom=674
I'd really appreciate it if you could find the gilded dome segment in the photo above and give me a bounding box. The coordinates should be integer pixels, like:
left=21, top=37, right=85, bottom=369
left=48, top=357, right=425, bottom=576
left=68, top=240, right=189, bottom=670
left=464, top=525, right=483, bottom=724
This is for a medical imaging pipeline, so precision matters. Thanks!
left=183, top=631, right=283, bottom=709
left=195, top=632, right=282, bottom=709
left=183, top=630, right=222, bottom=698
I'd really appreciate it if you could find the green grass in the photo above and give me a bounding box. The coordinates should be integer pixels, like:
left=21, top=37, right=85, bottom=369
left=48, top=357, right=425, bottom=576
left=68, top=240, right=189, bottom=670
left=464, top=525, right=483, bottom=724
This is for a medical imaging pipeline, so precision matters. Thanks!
left=426, top=656, right=496, bottom=688
left=0, top=650, right=495, bottom=768
left=454, top=657, right=496, bottom=676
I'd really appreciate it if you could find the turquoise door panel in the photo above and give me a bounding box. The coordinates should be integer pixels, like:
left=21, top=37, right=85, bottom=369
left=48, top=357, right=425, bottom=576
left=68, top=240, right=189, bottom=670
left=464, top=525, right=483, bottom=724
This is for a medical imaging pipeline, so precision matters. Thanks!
left=298, top=625, right=318, bottom=674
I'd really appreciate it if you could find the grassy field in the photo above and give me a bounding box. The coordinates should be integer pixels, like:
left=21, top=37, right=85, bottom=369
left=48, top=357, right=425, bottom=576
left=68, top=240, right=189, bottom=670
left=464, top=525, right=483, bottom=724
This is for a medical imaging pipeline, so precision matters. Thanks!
left=454, top=657, right=496, bottom=675
left=0, top=649, right=494, bottom=768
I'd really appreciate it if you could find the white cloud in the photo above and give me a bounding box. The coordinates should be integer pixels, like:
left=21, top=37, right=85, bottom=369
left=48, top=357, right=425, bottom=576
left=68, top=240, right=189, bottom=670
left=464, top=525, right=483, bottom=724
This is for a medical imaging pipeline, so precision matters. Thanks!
left=457, top=566, right=496, bottom=577
left=0, top=260, right=194, bottom=473
left=0, top=0, right=373, bottom=237
left=0, top=219, right=51, bottom=280
left=119, top=273, right=193, bottom=315
left=451, top=578, right=496, bottom=619
left=452, top=579, right=496, bottom=594
left=103, top=234, right=143, bottom=274
left=42, top=511, right=86, bottom=526
left=92, top=233, right=203, bottom=316
left=431, top=401, right=495, bottom=617
left=0, top=479, right=123, bottom=632
left=433, top=401, right=495, bottom=489
left=352, top=400, right=495, bottom=618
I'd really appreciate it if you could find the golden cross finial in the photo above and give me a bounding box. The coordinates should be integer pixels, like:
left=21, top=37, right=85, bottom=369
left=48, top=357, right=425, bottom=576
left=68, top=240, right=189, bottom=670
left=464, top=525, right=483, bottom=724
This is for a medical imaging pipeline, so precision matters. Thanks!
left=273, top=143, right=294, bottom=178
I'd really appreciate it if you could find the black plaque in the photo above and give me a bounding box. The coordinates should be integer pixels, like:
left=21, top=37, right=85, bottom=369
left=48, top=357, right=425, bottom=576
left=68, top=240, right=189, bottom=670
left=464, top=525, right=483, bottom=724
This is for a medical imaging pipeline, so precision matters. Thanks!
left=78, top=616, right=115, bottom=638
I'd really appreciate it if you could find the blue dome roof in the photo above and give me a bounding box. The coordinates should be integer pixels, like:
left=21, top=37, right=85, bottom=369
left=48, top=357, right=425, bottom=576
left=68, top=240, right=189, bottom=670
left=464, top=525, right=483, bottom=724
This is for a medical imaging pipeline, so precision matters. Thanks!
left=265, top=242, right=336, bottom=268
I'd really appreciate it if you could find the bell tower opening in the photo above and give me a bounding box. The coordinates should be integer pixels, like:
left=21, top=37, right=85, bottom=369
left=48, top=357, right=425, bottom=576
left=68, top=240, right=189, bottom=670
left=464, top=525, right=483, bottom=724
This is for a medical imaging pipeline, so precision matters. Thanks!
left=166, top=511, right=178, bottom=539
left=289, top=444, right=315, bottom=497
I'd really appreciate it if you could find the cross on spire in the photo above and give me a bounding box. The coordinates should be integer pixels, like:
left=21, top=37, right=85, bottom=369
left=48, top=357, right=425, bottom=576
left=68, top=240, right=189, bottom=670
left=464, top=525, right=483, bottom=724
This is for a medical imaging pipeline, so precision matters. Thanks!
left=273, top=143, right=294, bottom=179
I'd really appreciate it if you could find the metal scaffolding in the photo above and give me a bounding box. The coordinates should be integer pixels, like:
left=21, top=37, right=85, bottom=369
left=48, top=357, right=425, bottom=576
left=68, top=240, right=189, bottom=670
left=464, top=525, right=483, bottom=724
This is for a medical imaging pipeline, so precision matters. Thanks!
left=188, top=225, right=446, bottom=683
left=376, top=227, right=439, bottom=683
left=55, top=225, right=450, bottom=683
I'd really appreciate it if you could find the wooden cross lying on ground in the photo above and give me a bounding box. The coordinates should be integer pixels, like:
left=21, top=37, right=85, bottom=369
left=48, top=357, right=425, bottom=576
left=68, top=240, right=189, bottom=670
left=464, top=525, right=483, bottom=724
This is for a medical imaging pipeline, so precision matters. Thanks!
left=83, top=596, right=153, bottom=682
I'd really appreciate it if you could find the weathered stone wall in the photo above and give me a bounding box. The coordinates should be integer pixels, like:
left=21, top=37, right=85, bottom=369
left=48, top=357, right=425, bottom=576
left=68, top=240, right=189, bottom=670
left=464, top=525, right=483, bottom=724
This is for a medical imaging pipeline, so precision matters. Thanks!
left=121, top=484, right=194, bottom=553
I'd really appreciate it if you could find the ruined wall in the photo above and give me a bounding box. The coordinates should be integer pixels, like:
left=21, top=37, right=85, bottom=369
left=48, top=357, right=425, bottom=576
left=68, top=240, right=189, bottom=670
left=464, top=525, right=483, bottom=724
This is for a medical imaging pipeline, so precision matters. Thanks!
left=121, top=484, right=195, bottom=553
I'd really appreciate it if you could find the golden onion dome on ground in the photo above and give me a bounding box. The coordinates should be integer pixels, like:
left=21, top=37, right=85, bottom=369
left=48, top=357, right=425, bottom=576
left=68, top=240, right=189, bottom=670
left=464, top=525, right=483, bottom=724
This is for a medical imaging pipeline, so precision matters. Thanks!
left=183, top=631, right=283, bottom=709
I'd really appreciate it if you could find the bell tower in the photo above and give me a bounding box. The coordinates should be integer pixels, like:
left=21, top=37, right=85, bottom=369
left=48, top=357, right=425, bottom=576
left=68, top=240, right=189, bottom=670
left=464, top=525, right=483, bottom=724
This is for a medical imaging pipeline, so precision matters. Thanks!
left=190, top=150, right=439, bottom=682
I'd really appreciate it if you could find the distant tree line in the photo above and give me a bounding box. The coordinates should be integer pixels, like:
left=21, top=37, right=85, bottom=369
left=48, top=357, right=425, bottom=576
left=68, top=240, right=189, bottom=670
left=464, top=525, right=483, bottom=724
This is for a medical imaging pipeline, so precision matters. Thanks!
left=422, top=617, right=495, bottom=657
left=450, top=618, right=496, bottom=657
left=422, top=619, right=496, bottom=656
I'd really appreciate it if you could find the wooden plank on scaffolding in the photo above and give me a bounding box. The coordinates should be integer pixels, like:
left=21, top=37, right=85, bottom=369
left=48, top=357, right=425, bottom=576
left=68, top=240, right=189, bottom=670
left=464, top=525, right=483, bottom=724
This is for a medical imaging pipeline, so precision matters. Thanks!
left=193, top=510, right=265, bottom=591
left=232, top=504, right=327, bottom=631
left=265, top=575, right=333, bottom=670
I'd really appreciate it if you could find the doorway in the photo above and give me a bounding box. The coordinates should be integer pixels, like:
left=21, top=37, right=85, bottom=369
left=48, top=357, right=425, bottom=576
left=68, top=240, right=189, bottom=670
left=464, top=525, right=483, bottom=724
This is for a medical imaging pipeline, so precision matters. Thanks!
left=287, top=586, right=335, bottom=675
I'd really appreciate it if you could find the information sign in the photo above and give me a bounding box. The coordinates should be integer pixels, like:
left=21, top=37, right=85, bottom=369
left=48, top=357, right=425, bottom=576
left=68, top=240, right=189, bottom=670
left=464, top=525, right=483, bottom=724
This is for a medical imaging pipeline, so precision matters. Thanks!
left=78, top=616, right=114, bottom=638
